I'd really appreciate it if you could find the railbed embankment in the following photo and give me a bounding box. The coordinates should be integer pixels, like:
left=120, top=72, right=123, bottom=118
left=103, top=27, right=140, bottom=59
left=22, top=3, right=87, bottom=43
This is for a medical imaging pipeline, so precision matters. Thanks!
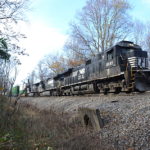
left=18, top=93, right=150, bottom=149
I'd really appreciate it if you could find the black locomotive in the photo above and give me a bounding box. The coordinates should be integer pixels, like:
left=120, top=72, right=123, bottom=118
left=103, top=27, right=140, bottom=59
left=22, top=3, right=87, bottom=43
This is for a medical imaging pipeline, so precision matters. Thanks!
left=26, top=41, right=150, bottom=96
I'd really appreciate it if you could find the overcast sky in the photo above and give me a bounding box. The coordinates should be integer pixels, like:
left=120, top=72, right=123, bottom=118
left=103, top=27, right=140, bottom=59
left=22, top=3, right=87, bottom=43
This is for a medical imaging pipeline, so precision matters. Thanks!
left=15, top=0, right=150, bottom=85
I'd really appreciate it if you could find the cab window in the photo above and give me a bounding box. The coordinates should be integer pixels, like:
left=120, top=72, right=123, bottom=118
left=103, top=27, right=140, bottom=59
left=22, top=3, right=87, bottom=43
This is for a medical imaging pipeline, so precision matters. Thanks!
left=107, top=49, right=113, bottom=60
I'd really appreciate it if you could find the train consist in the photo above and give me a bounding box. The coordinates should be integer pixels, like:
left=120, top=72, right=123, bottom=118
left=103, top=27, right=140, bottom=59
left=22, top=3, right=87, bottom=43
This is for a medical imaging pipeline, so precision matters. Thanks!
left=23, top=41, right=150, bottom=96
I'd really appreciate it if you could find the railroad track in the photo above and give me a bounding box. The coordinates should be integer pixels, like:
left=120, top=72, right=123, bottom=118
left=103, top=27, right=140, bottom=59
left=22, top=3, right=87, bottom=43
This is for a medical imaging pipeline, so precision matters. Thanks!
left=22, top=91, right=150, bottom=99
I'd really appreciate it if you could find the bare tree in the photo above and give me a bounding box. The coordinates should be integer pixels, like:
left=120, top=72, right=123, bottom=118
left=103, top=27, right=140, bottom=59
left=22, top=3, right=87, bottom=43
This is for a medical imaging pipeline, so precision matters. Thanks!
left=65, top=0, right=132, bottom=60
left=0, top=0, right=29, bottom=95
left=0, top=57, right=20, bottom=95
left=145, top=24, right=150, bottom=51
left=131, top=21, right=150, bottom=51
left=0, top=0, right=29, bottom=56
left=28, top=71, right=37, bottom=85
left=0, top=0, right=27, bottom=21
left=27, top=56, right=57, bottom=84
left=131, top=22, right=150, bottom=67
left=31, top=54, right=69, bottom=82
left=0, top=0, right=29, bottom=60
left=146, top=34, right=150, bottom=51
left=132, top=21, right=148, bottom=48
left=36, top=61, right=53, bottom=81
left=42, top=55, right=67, bottom=75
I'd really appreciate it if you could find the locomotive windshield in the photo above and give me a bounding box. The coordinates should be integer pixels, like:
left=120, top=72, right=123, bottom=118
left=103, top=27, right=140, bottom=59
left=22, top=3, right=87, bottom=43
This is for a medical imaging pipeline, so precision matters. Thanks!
left=107, top=49, right=113, bottom=60
left=121, top=48, right=147, bottom=57
left=119, top=47, right=148, bottom=69
left=121, top=48, right=141, bottom=56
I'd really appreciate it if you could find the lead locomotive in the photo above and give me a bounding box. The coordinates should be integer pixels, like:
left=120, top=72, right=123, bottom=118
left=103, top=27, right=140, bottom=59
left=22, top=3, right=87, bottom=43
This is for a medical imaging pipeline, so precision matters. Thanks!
left=26, top=41, right=150, bottom=96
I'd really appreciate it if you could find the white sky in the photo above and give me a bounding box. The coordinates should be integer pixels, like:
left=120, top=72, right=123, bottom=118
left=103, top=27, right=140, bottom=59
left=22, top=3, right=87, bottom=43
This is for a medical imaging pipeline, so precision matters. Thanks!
left=15, top=21, right=67, bottom=85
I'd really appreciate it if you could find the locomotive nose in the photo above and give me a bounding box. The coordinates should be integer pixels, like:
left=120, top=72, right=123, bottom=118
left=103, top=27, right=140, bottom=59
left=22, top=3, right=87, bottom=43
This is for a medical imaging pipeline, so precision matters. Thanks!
left=142, top=72, right=150, bottom=83
left=135, top=71, right=150, bottom=92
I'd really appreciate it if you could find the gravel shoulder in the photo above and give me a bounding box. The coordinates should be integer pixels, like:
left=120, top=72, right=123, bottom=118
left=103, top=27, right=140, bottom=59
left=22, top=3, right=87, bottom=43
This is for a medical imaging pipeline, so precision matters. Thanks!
left=19, top=93, right=150, bottom=114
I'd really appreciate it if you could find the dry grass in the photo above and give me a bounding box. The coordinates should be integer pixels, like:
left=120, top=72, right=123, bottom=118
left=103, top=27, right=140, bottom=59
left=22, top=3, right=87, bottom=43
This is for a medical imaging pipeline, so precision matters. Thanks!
left=2, top=95, right=150, bottom=150
left=0, top=96, right=109, bottom=150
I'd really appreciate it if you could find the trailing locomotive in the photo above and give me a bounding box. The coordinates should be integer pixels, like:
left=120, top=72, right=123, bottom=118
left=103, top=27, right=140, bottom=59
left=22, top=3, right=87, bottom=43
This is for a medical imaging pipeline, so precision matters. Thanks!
left=26, top=41, right=150, bottom=96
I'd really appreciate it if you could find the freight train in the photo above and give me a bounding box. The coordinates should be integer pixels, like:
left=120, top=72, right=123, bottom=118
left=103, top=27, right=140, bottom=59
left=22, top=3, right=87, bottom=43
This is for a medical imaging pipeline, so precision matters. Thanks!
left=14, top=41, right=150, bottom=97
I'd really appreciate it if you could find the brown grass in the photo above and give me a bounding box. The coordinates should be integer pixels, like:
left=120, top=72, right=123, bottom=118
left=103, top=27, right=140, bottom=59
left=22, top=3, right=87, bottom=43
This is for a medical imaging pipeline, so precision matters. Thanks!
left=2, top=96, right=143, bottom=150
left=0, top=96, right=111, bottom=150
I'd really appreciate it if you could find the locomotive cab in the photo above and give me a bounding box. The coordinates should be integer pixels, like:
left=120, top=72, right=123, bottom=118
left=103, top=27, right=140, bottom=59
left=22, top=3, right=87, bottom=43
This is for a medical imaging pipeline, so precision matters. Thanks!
left=116, top=42, right=148, bottom=70
left=116, top=41, right=150, bottom=92
left=104, top=45, right=122, bottom=77
left=104, top=41, right=150, bottom=92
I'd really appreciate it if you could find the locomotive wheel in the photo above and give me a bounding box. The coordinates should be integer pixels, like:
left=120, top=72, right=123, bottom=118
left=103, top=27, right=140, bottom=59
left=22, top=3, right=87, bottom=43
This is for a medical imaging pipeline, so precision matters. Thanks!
left=114, top=87, right=121, bottom=94
left=103, top=88, right=109, bottom=95
left=125, top=89, right=132, bottom=94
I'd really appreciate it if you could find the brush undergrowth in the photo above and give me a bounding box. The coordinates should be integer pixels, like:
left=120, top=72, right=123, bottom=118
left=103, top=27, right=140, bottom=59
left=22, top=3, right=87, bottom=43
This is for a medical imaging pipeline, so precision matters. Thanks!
left=1, top=96, right=141, bottom=150
left=0, top=96, right=104, bottom=150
